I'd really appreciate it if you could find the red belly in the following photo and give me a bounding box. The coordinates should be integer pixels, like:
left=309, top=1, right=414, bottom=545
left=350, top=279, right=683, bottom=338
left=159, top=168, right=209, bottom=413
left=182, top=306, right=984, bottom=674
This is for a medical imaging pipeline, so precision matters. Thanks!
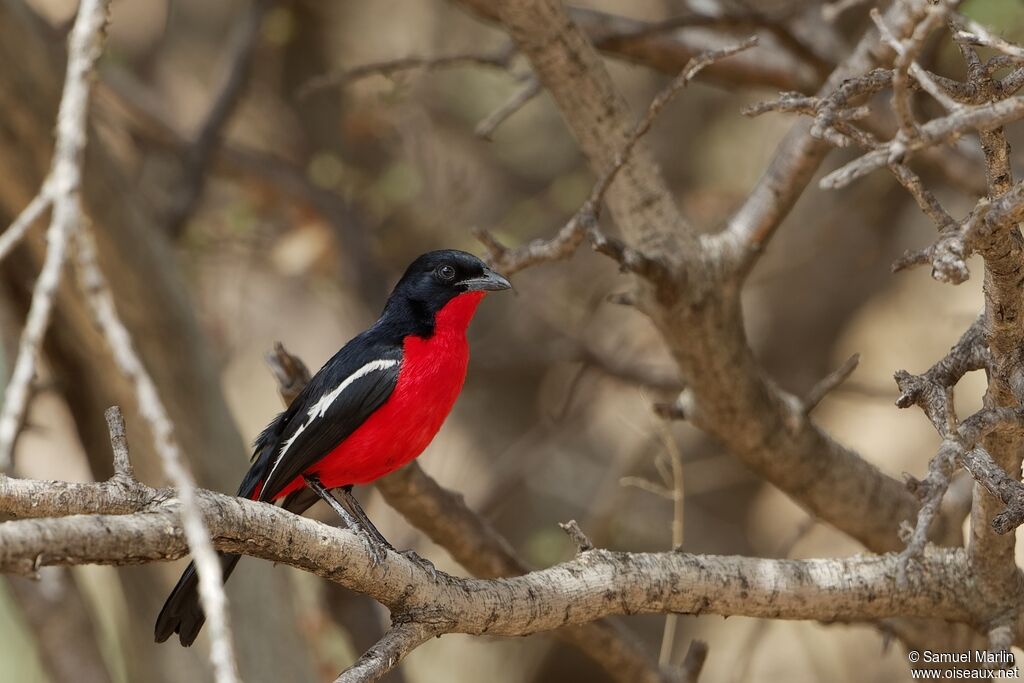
left=271, top=292, right=482, bottom=499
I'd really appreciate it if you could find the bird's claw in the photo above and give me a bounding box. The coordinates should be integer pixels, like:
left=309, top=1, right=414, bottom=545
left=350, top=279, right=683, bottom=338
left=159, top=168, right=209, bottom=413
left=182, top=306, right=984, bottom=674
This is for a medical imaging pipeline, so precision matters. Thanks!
left=400, top=549, right=438, bottom=580
left=359, top=534, right=389, bottom=568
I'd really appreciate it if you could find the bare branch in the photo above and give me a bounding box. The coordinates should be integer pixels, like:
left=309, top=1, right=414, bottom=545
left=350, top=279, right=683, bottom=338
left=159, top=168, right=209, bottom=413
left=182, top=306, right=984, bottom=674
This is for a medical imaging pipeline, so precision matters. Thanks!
left=72, top=227, right=240, bottom=683
left=0, top=476, right=989, bottom=635
left=713, top=1, right=928, bottom=274
left=558, top=519, right=594, bottom=553
left=820, top=96, right=1024, bottom=190
left=895, top=315, right=988, bottom=432
left=298, top=48, right=516, bottom=99
left=0, top=0, right=110, bottom=469
left=890, top=197, right=989, bottom=284
left=954, top=19, right=1024, bottom=61
left=333, top=622, right=439, bottom=683
left=162, top=0, right=271, bottom=238
left=455, top=1, right=819, bottom=92
left=475, top=77, right=541, bottom=139
left=871, top=4, right=960, bottom=135
left=0, top=191, right=51, bottom=264
left=104, top=406, right=134, bottom=481
left=680, top=639, right=709, bottom=683
left=822, top=0, right=870, bottom=23
left=266, top=341, right=311, bottom=405
left=803, top=353, right=861, bottom=414
left=888, top=163, right=957, bottom=230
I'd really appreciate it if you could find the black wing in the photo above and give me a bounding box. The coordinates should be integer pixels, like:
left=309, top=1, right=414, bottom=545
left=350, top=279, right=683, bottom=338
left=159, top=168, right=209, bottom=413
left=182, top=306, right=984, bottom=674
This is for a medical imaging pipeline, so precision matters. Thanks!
left=251, top=335, right=402, bottom=502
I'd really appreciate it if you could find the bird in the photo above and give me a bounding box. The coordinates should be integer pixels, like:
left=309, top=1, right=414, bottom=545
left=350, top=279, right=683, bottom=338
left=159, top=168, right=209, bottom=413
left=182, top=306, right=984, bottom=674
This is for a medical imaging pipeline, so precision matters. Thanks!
left=154, top=249, right=511, bottom=647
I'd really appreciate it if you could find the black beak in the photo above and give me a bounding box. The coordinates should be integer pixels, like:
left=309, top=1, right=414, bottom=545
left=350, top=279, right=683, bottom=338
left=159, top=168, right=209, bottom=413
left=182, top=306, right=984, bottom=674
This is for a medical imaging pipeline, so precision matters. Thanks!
left=462, top=267, right=512, bottom=292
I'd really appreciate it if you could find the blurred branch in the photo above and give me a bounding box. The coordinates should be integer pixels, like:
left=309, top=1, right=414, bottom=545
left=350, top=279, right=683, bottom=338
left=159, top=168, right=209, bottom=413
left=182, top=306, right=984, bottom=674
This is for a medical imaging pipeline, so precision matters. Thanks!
left=5, top=568, right=112, bottom=683
left=161, top=0, right=271, bottom=238
left=454, top=0, right=820, bottom=92
left=680, top=640, right=708, bottom=683
left=298, top=47, right=516, bottom=99
left=0, top=0, right=109, bottom=468
left=474, top=76, right=541, bottom=140
left=0, top=2, right=311, bottom=677
left=822, top=0, right=870, bottom=23
left=74, top=234, right=240, bottom=683
left=802, top=353, right=860, bottom=415
left=0, top=192, right=51, bottom=263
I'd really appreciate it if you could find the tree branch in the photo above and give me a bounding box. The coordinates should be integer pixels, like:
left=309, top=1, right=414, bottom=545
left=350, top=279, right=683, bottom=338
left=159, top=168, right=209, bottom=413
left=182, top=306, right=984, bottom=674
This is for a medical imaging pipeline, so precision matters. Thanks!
left=471, top=0, right=927, bottom=558
left=0, top=474, right=991, bottom=639
left=0, top=0, right=110, bottom=468
left=161, top=0, right=271, bottom=238
left=73, top=231, right=240, bottom=683
left=333, top=622, right=439, bottom=683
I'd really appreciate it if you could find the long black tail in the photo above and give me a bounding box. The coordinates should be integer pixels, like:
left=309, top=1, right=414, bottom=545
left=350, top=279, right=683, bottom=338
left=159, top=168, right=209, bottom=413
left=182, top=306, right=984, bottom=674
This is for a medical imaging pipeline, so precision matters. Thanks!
left=154, top=553, right=242, bottom=646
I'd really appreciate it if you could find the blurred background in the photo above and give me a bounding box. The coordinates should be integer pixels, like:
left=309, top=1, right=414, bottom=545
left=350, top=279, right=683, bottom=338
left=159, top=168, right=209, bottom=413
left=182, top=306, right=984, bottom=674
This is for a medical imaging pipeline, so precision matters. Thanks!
left=1, top=0, right=1023, bottom=681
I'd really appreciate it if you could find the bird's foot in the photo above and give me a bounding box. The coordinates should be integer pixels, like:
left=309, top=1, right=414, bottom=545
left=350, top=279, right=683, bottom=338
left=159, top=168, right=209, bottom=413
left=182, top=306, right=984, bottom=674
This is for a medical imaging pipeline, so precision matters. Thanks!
left=357, top=532, right=389, bottom=568
left=400, top=549, right=438, bottom=580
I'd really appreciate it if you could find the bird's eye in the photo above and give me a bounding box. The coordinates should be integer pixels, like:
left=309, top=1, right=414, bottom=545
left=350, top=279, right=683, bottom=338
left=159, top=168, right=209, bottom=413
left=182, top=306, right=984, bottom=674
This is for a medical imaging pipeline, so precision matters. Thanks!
left=437, top=264, right=456, bottom=281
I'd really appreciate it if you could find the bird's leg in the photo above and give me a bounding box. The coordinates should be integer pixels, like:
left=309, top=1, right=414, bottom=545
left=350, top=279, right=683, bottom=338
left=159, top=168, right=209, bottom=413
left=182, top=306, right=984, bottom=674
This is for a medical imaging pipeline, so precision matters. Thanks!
left=304, top=474, right=360, bottom=527
left=303, top=475, right=387, bottom=566
left=335, top=486, right=393, bottom=548
left=336, top=485, right=438, bottom=579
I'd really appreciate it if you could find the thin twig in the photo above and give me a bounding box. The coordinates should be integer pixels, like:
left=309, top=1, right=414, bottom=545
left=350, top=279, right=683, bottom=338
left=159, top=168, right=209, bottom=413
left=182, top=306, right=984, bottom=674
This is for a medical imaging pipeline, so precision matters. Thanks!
left=954, top=19, right=1024, bottom=61
left=656, top=422, right=685, bottom=668
left=803, top=353, right=861, bottom=414
left=558, top=520, right=594, bottom=553
left=822, top=0, right=870, bottom=23
left=476, top=36, right=758, bottom=276
left=298, top=48, right=516, bottom=99
left=72, top=227, right=240, bottom=683
left=333, top=622, right=439, bottom=683
left=162, top=0, right=271, bottom=238
left=820, top=95, right=1024, bottom=189
left=475, top=77, right=541, bottom=139
left=0, top=192, right=52, bottom=264
left=0, top=0, right=109, bottom=469
left=104, top=406, right=134, bottom=481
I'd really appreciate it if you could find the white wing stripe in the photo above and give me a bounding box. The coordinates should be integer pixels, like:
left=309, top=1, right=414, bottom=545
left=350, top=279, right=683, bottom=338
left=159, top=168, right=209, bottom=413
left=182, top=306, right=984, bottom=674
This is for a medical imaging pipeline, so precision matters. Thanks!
left=264, top=358, right=399, bottom=490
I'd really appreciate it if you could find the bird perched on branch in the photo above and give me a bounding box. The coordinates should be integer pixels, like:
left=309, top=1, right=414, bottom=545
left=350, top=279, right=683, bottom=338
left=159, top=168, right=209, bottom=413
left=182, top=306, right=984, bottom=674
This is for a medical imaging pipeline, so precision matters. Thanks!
left=155, top=249, right=511, bottom=647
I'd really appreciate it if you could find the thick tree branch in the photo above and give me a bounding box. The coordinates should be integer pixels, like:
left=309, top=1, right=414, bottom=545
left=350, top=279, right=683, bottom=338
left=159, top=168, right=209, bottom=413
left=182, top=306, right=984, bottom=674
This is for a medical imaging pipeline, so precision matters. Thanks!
left=0, top=474, right=992, bottom=639
left=478, top=0, right=925, bottom=555
left=453, top=1, right=819, bottom=93
left=484, top=0, right=694, bottom=273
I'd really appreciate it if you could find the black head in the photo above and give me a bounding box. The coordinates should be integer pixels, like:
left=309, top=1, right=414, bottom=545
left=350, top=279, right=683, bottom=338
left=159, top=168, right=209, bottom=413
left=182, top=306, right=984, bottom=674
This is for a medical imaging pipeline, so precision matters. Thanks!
left=381, top=250, right=511, bottom=333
